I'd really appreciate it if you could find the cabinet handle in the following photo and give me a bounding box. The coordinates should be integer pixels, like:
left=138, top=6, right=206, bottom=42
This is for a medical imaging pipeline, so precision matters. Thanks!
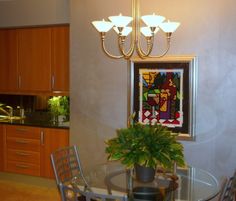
left=16, top=164, right=29, bottom=169
left=52, top=75, right=55, bottom=90
left=40, top=131, right=44, bottom=145
left=18, top=75, right=21, bottom=89
left=16, top=152, right=31, bottom=156
left=15, top=139, right=28, bottom=144
left=16, top=128, right=28, bottom=132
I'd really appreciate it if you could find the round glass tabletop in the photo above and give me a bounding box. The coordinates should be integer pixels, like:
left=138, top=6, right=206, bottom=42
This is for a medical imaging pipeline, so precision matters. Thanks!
left=83, top=162, right=220, bottom=201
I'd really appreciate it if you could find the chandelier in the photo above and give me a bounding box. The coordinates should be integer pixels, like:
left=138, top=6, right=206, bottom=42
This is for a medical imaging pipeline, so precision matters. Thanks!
left=92, top=0, right=180, bottom=60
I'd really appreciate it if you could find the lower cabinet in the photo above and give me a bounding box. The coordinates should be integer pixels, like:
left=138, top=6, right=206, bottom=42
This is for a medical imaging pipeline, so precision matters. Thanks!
left=5, top=125, right=41, bottom=176
left=40, top=128, right=69, bottom=178
left=3, top=125, right=69, bottom=178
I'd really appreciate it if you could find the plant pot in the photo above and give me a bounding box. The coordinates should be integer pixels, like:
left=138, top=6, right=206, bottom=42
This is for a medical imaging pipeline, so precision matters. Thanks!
left=58, top=115, right=65, bottom=123
left=135, top=164, right=156, bottom=182
left=133, top=187, right=158, bottom=201
left=51, top=114, right=59, bottom=124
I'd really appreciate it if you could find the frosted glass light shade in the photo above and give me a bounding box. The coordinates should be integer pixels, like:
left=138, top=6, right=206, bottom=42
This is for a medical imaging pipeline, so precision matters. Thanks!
left=113, top=27, right=132, bottom=36
left=140, top=27, right=159, bottom=37
left=159, top=21, right=180, bottom=33
left=108, top=14, right=133, bottom=27
left=92, top=19, right=113, bottom=32
left=141, top=14, right=165, bottom=27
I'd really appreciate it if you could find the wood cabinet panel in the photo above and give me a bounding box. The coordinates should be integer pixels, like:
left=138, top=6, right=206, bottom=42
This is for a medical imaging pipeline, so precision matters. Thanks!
left=7, top=149, right=40, bottom=164
left=3, top=124, right=69, bottom=177
left=6, top=125, right=40, bottom=139
left=5, top=125, right=41, bottom=176
left=0, top=25, right=69, bottom=94
left=18, top=27, right=52, bottom=92
left=6, top=161, right=40, bottom=176
left=6, top=137, right=40, bottom=152
left=0, top=29, right=18, bottom=92
left=52, top=25, right=69, bottom=93
left=40, top=128, right=69, bottom=178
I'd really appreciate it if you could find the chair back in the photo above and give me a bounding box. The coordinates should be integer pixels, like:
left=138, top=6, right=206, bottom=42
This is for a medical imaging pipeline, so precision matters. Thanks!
left=51, top=145, right=90, bottom=201
left=219, top=170, right=236, bottom=201
left=218, top=177, right=228, bottom=201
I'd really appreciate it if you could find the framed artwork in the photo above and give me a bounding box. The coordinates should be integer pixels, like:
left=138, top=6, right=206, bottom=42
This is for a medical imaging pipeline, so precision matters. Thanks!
left=128, top=56, right=197, bottom=140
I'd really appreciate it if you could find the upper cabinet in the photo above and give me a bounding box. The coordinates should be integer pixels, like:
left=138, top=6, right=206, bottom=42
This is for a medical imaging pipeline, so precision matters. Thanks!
left=0, top=24, right=69, bottom=95
left=0, top=29, right=18, bottom=92
left=18, top=27, right=52, bottom=92
left=51, top=26, right=69, bottom=93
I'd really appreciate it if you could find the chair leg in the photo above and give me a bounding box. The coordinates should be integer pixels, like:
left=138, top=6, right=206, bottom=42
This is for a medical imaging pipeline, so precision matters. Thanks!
left=59, top=186, right=67, bottom=201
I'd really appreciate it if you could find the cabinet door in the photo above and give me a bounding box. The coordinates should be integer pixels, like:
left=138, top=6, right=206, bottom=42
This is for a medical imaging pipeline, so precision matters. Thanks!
left=40, top=128, right=69, bottom=178
left=18, top=27, right=52, bottom=92
left=51, top=25, right=69, bottom=93
left=0, top=29, right=18, bottom=92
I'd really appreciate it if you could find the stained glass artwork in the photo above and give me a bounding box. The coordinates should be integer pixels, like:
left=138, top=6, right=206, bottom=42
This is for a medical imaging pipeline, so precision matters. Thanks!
left=131, top=56, right=197, bottom=139
left=138, top=68, right=184, bottom=128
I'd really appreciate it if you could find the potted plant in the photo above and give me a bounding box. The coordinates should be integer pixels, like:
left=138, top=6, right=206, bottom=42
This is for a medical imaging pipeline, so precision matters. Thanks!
left=48, top=96, right=70, bottom=123
left=105, top=120, right=185, bottom=182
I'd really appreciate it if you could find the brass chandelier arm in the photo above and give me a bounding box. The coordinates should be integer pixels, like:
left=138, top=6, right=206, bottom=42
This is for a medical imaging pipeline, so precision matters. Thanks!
left=101, top=33, right=124, bottom=59
left=115, top=0, right=137, bottom=60
left=135, top=36, right=155, bottom=58
left=148, top=33, right=171, bottom=58
left=132, top=0, right=155, bottom=59
left=92, top=0, right=180, bottom=60
left=118, top=36, right=135, bottom=59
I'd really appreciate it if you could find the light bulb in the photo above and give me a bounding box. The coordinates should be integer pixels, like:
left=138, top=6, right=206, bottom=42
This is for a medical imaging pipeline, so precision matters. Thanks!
left=140, top=27, right=159, bottom=37
left=141, top=13, right=165, bottom=27
left=92, top=19, right=113, bottom=33
left=113, top=27, right=132, bottom=36
left=159, top=20, right=180, bottom=33
left=108, top=13, right=133, bottom=28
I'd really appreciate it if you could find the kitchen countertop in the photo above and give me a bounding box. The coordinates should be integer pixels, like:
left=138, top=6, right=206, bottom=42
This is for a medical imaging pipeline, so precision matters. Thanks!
left=0, top=112, right=69, bottom=129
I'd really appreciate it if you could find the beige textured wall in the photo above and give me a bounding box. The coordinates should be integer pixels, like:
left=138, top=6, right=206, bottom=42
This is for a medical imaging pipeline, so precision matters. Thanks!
left=70, top=0, right=128, bottom=168
left=70, top=0, right=236, bottom=178
left=0, top=0, right=235, bottom=179
left=0, top=0, right=69, bottom=27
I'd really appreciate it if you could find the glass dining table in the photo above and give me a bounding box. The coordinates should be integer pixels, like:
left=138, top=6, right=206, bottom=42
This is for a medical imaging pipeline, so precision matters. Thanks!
left=82, top=162, right=220, bottom=201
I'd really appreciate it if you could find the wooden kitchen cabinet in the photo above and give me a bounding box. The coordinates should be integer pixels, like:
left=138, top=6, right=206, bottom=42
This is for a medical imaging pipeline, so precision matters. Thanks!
left=0, top=29, right=18, bottom=92
left=51, top=25, right=69, bottom=93
left=18, top=27, right=52, bottom=93
left=40, top=127, right=69, bottom=178
left=0, top=24, right=69, bottom=95
left=4, top=125, right=41, bottom=176
left=3, top=125, right=69, bottom=178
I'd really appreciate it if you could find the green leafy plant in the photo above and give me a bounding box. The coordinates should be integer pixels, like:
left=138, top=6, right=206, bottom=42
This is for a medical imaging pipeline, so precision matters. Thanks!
left=58, top=96, right=70, bottom=119
left=48, top=96, right=69, bottom=121
left=105, top=121, right=185, bottom=170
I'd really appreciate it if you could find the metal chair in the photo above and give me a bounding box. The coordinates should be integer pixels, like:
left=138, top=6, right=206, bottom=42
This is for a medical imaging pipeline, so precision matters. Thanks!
left=50, top=145, right=91, bottom=201
left=219, top=170, right=236, bottom=201
left=217, top=177, right=228, bottom=201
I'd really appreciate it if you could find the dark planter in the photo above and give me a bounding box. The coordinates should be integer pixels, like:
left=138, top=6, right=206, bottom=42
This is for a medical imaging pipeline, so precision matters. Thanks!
left=135, top=164, right=156, bottom=182
left=133, top=187, right=158, bottom=201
